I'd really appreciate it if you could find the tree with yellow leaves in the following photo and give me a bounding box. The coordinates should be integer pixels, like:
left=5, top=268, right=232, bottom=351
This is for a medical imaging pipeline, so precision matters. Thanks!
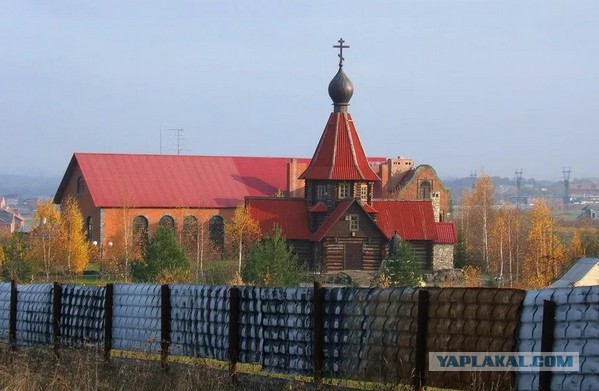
left=523, top=199, right=567, bottom=288
left=489, top=205, right=526, bottom=287
left=58, top=196, right=89, bottom=274
left=460, top=175, right=495, bottom=272
left=568, top=231, right=585, bottom=262
left=30, top=200, right=62, bottom=280
left=225, top=204, right=261, bottom=274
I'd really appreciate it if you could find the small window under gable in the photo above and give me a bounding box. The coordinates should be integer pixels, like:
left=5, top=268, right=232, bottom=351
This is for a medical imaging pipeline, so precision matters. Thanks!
left=349, top=214, right=359, bottom=231
left=338, top=183, right=350, bottom=199
left=419, top=180, right=432, bottom=199
left=77, top=176, right=85, bottom=194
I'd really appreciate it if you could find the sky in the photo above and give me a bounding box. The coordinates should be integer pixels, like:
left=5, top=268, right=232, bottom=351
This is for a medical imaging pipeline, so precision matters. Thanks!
left=2, top=1, right=598, bottom=181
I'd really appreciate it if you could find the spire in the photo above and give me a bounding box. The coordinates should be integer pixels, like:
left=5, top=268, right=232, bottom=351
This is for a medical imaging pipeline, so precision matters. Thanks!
left=299, top=39, right=379, bottom=182
left=328, top=38, right=354, bottom=113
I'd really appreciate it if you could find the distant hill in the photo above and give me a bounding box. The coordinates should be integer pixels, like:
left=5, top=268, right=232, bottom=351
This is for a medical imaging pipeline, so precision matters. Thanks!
left=0, top=174, right=60, bottom=198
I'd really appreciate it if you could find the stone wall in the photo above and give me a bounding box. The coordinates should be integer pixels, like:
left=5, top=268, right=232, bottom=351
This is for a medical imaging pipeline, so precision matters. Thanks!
left=432, top=243, right=454, bottom=270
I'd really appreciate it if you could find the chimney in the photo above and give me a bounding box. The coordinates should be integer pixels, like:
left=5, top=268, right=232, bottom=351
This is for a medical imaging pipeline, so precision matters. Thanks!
left=431, top=192, right=441, bottom=223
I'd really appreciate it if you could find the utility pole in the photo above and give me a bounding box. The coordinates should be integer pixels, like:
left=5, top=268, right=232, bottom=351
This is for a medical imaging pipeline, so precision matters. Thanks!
left=515, top=169, right=523, bottom=208
left=470, top=171, right=478, bottom=190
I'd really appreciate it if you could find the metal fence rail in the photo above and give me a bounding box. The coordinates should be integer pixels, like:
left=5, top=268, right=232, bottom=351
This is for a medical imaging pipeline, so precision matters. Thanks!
left=517, top=286, right=599, bottom=391
left=112, top=284, right=161, bottom=353
left=170, top=284, right=230, bottom=360
left=322, top=287, right=419, bottom=383
left=0, top=283, right=11, bottom=342
left=60, top=285, right=105, bottom=347
left=16, top=283, right=53, bottom=347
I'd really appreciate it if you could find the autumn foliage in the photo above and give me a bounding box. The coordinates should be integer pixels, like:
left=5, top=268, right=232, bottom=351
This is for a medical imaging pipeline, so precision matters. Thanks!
left=456, top=176, right=594, bottom=289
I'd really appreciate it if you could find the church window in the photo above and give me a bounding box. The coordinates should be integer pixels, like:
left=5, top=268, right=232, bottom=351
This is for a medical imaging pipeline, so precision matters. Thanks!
left=132, top=216, right=149, bottom=244
left=77, top=177, right=85, bottom=194
left=419, top=180, right=432, bottom=199
left=360, top=184, right=368, bottom=201
left=338, top=183, right=350, bottom=199
left=316, top=185, right=326, bottom=200
left=159, top=215, right=176, bottom=231
left=349, top=214, right=359, bottom=231
left=209, top=215, right=225, bottom=251
left=85, top=216, right=93, bottom=241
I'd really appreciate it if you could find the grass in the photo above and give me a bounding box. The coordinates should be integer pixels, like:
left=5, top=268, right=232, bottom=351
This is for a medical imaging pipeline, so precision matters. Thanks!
left=0, top=344, right=472, bottom=391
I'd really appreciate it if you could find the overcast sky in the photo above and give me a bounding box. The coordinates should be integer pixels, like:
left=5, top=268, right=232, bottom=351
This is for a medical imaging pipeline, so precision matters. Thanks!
left=2, top=1, right=598, bottom=181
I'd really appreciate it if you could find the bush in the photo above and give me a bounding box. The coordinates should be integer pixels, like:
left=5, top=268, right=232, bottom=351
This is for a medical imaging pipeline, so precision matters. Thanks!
left=131, top=226, right=189, bottom=282
left=241, top=227, right=304, bottom=286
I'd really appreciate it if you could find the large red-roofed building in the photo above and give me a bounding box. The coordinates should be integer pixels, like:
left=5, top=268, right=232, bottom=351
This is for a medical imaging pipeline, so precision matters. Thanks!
left=53, top=46, right=456, bottom=272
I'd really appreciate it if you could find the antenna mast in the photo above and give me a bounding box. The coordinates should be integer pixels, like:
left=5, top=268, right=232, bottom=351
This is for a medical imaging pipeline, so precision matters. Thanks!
left=563, top=167, right=571, bottom=210
left=168, top=128, right=185, bottom=155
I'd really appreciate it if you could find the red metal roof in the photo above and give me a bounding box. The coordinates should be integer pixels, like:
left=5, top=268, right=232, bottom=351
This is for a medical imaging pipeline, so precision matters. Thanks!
left=300, top=113, right=380, bottom=181
left=435, top=222, right=458, bottom=244
left=372, top=200, right=438, bottom=241
left=54, top=153, right=301, bottom=208
left=245, top=198, right=310, bottom=240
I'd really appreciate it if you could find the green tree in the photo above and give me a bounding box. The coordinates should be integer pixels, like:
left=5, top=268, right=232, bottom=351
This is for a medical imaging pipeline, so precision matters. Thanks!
left=241, top=227, right=303, bottom=286
left=380, top=232, right=421, bottom=287
left=1, top=232, right=36, bottom=281
left=131, top=226, right=190, bottom=282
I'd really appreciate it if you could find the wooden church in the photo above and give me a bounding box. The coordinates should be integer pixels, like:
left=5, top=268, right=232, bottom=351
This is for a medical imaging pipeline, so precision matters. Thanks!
left=246, top=40, right=456, bottom=272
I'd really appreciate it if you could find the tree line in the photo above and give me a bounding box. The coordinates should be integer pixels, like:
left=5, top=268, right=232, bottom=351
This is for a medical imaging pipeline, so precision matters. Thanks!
left=0, top=198, right=304, bottom=286
left=456, top=175, right=595, bottom=289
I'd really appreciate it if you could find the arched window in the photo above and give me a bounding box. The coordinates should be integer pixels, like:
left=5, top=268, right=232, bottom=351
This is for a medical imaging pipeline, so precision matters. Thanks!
left=209, top=215, right=225, bottom=251
left=158, top=215, right=176, bottom=231
left=77, top=176, right=85, bottom=194
left=132, top=215, right=149, bottom=244
left=419, top=180, right=432, bottom=199
left=85, top=216, right=93, bottom=241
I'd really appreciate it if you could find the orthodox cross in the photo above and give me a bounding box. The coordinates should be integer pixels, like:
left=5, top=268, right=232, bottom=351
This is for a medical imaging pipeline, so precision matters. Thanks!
left=333, top=38, right=349, bottom=67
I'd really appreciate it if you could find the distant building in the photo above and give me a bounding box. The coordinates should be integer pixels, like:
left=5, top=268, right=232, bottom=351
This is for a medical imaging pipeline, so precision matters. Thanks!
left=578, top=205, right=599, bottom=221
left=0, top=197, right=25, bottom=235
left=551, top=258, right=599, bottom=287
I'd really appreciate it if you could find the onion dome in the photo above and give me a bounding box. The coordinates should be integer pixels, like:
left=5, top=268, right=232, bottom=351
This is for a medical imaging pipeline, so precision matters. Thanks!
left=328, top=68, right=354, bottom=111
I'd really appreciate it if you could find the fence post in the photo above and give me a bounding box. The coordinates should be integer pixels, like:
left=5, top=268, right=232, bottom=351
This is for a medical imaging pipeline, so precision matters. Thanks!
left=52, top=282, right=62, bottom=357
left=413, top=289, right=429, bottom=391
left=104, top=284, right=114, bottom=361
left=228, top=286, right=240, bottom=383
left=539, top=299, right=556, bottom=391
left=9, top=280, right=17, bottom=350
left=313, top=281, right=324, bottom=387
left=160, top=284, right=171, bottom=370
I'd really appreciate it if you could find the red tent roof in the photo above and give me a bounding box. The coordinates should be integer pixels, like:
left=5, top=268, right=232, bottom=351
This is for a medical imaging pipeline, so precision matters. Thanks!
left=308, top=202, right=328, bottom=213
left=246, top=198, right=310, bottom=240
left=299, top=113, right=380, bottom=181
left=54, top=153, right=305, bottom=208
left=435, top=222, right=458, bottom=244
left=373, top=200, right=437, bottom=241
